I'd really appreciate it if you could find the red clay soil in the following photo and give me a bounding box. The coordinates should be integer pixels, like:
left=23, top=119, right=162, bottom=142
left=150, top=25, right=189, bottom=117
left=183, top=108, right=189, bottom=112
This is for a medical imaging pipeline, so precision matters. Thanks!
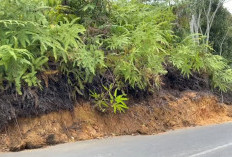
left=0, top=90, right=231, bottom=152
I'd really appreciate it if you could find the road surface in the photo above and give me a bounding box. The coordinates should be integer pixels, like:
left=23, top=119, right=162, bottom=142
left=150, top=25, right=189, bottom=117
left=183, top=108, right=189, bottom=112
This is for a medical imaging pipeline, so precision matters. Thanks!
left=1, top=122, right=232, bottom=157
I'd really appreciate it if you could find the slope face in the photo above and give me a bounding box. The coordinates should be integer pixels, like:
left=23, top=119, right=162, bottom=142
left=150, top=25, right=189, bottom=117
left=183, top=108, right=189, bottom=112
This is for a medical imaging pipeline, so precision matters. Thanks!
left=0, top=90, right=231, bottom=152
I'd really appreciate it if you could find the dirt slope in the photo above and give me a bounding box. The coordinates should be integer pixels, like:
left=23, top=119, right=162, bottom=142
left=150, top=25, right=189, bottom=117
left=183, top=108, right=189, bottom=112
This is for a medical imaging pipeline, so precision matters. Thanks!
left=0, top=90, right=231, bottom=152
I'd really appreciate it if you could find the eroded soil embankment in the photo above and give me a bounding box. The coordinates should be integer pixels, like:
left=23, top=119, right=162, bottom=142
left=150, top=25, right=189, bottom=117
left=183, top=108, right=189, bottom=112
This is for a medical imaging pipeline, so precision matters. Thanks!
left=0, top=90, right=231, bottom=152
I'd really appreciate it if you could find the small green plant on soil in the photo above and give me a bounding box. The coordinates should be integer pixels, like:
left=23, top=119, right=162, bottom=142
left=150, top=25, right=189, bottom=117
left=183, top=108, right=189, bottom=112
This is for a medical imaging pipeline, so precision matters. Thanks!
left=90, top=84, right=129, bottom=113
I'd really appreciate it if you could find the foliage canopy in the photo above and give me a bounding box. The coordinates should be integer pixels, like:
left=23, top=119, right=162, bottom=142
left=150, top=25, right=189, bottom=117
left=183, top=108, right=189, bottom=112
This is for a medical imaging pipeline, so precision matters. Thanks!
left=0, top=0, right=232, bottom=113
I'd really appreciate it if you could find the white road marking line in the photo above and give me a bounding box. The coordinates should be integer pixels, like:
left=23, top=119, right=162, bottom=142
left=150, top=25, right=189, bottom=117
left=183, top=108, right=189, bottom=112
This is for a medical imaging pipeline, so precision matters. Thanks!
left=189, top=143, right=232, bottom=157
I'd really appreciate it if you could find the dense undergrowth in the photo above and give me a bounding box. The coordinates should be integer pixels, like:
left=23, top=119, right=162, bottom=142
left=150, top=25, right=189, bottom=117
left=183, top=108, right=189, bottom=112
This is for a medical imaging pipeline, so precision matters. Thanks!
left=0, top=0, right=232, bottom=129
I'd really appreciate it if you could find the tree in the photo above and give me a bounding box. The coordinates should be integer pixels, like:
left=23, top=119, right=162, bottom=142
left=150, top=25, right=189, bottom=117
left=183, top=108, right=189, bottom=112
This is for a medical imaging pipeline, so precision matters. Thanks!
left=188, top=0, right=227, bottom=46
left=208, top=7, right=232, bottom=59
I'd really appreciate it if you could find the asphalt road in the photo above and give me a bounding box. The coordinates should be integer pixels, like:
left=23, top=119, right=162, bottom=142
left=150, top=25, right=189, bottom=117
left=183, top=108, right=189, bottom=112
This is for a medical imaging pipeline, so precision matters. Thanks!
left=1, top=122, right=232, bottom=157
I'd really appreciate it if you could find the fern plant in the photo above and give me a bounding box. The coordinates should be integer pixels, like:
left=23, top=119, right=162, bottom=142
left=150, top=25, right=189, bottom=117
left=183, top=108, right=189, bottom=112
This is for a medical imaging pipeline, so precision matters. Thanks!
left=103, top=1, right=174, bottom=90
left=105, top=0, right=232, bottom=93
left=0, top=0, right=87, bottom=93
left=170, top=35, right=232, bottom=92
left=170, top=35, right=206, bottom=77
left=90, top=84, right=129, bottom=113
left=204, top=55, right=232, bottom=92
left=0, top=0, right=231, bottom=99
left=0, top=45, right=39, bottom=94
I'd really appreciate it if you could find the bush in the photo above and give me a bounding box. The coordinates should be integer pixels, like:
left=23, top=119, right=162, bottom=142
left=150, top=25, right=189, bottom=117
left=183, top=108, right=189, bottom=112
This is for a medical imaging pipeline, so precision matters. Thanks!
left=0, top=0, right=231, bottom=115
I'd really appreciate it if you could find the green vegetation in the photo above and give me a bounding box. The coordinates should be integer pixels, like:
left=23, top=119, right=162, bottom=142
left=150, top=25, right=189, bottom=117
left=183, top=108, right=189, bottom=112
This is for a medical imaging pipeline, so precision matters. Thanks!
left=90, top=84, right=128, bottom=113
left=0, top=0, right=231, bottom=114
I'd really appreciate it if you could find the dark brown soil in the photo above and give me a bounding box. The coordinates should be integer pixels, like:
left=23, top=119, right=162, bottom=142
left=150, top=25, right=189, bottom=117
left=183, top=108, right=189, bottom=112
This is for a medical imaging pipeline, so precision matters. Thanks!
left=0, top=90, right=231, bottom=152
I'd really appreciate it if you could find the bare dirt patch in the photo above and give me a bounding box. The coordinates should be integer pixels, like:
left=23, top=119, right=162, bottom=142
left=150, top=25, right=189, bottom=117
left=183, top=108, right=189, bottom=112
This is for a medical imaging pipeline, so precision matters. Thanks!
left=0, top=90, right=231, bottom=152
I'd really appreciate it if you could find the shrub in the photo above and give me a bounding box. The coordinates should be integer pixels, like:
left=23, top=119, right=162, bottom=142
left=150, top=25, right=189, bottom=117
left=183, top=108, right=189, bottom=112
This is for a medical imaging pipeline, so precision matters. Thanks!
left=0, top=0, right=231, bottom=115
left=170, top=35, right=232, bottom=92
left=0, top=0, right=87, bottom=93
left=103, top=1, right=174, bottom=90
